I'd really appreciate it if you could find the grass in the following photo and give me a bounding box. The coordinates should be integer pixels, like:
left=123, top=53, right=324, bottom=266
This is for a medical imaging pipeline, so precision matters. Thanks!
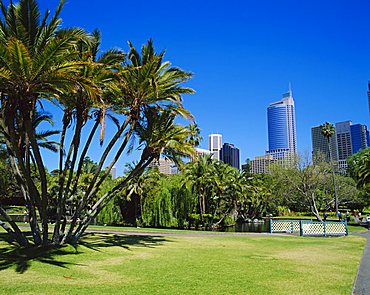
left=12, top=221, right=370, bottom=235
left=0, top=231, right=366, bottom=295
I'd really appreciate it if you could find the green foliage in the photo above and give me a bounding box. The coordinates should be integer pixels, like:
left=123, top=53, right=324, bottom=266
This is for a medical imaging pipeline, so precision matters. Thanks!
left=141, top=174, right=196, bottom=228
left=0, top=152, right=14, bottom=199
left=96, top=198, right=122, bottom=225
left=348, top=147, right=370, bottom=190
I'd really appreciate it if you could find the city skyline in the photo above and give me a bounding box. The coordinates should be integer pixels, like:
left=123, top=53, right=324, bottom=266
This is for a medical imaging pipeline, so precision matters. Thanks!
left=34, top=0, right=370, bottom=175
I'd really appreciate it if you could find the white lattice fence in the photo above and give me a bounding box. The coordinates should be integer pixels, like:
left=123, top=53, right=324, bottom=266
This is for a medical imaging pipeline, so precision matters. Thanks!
left=301, top=222, right=324, bottom=236
left=270, top=220, right=300, bottom=233
left=270, top=219, right=347, bottom=236
left=325, top=222, right=347, bottom=236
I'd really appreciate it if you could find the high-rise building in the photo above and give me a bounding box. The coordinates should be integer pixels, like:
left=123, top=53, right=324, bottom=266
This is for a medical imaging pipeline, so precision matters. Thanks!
left=311, top=120, right=369, bottom=172
left=350, top=124, right=370, bottom=154
left=311, top=126, right=338, bottom=162
left=267, top=88, right=297, bottom=161
left=208, top=134, right=222, bottom=160
left=148, top=158, right=174, bottom=175
left=220, top=143, right=240, bottom=169
left=336, top=121, right=352, bottom=161
left=249, top=155, right=277, bottom=174
left=195, top=147, right=212, bottom=157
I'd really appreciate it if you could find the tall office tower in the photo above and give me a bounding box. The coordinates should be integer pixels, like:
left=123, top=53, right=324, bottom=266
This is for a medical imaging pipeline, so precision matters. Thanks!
left=220, top=143, right=240, bottom=169
left=266, top=88, right=297, bottom=160
left=335, top=121, right=353, bottom=161
left=311, top=126, right=338, bottom=162
left=208, top=134, right=222, bottom=160
left=350, top=124, right=370, bottom=154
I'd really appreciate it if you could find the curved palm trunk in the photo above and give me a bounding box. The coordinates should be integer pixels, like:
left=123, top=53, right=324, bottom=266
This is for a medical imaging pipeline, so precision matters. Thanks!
left=24, top=116, right=49, bottom=245
left=68, top=119, right=100, bottom=201
left=63, top=118, right=135, bottom=244
left=66, top=156, right=154, bottom=244
left=52, top=114, right=69, bottom=244
left=54, top=111, right=84, bottom=244
left=1, top=113, right=42, bottom=245
left=0, top=205, right=30, bottom=247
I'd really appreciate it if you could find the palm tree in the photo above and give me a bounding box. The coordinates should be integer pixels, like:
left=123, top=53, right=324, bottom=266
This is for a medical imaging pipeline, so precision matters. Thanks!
left=182, top=155, right=216, bottom=222
left=68, top=40, right=195, bottom=243
left=320, top=122, right=339, bottom=214
left=0, top=0, right=92, bottom=246
left=53, top=29, right=124, bottom=244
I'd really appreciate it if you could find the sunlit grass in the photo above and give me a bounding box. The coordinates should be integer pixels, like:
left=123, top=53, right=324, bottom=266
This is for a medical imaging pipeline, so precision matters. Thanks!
left=0, top=232, right=365, bottom=295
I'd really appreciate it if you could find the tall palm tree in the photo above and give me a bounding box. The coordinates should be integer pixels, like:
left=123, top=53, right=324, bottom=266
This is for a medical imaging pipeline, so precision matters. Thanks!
left=320, top=122, right=339, bottom=214
left=53, top=29, right=124, bottom=244
left=0, top=0, right=91, bottom=246
left=68, top=40, right=195, bottom=243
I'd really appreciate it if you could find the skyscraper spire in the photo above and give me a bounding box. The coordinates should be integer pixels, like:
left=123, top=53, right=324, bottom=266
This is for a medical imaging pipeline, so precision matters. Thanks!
left=288, top=82, right=292, bottom=97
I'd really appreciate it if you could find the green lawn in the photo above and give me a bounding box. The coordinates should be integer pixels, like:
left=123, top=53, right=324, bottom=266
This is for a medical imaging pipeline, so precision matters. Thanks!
left=0, top=232, right=366, bottom=295
left=88, top=223, right=370, bottom=235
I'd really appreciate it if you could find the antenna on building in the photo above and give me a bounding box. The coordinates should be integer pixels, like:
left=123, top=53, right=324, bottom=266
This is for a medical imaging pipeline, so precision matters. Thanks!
left=288, top=82, right=292, bottom=96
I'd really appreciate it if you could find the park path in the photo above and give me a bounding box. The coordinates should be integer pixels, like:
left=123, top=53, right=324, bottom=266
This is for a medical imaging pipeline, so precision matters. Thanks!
left=85, top=228, right=289, bottom=237
left=352, top=230, right=370, bottom=295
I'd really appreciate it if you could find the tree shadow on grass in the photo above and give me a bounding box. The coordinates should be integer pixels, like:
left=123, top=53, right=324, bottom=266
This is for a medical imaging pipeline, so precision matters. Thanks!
left=78, top=233, right=169, bottom=252
left=0, top=233, right=81, bottom=274
left=0, top=232, right=169, bottom=273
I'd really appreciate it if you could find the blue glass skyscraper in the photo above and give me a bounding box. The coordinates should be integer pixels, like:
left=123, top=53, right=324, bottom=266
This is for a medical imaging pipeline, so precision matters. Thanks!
left=267, top=88, right=297, bottom=159
left=350, top=124, right=370, bottom=154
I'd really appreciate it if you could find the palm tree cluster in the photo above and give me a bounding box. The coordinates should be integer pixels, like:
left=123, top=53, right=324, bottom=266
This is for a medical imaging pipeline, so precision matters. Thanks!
left=0, top=0, right=196, bottom=247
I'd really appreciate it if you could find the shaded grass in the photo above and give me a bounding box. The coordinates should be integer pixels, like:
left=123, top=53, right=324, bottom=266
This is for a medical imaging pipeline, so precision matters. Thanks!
left=0, top=232, right=366, bottom=295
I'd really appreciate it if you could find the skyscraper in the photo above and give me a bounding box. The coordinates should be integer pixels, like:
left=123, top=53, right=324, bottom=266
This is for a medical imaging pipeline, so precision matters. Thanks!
left=311, top=126, right=338, bottom=162
left=208, top=134, right=222, bottom=160
left=336, top=121, right=352, bottom=161
left=148, top=158, right=174, bottom=175
left=351, top=124, right=370, bottom=154
left=267, top=88, right=297, bottom=160
left=220, top=143, right=240, bottom=169
left=311, top=120, right=369, bottom=172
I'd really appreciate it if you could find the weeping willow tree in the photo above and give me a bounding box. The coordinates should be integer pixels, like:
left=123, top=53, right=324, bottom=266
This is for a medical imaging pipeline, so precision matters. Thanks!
left=141, top=174, right=196, bottom=228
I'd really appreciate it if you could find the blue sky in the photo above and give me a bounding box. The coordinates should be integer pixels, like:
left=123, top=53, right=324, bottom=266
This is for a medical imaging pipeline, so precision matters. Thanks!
left=36, top=0, right=370, bottom=173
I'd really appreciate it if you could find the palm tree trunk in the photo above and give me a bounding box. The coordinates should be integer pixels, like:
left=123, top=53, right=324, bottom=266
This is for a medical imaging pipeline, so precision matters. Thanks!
left=327, top=138, right=338, bottom=213
left=83, top=116, right=131, bottom=199
left=53, top=115, right=69, bottom=244
left=63, top=113, right=84, bottom=204
left=67, top=156, right=153, bottom=244
left=85, top=119, right=136, bottom=200
left=68, top=119, right=100, bottom=202
left=0, top=205, right=30, bottom=247
left=65, top=117, right=135, bottom=240
left=24, top=116, right=49, bottom=245
left=54, top=111, right=84, bottom=244
left=2, top=118, right=42, bottom=245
